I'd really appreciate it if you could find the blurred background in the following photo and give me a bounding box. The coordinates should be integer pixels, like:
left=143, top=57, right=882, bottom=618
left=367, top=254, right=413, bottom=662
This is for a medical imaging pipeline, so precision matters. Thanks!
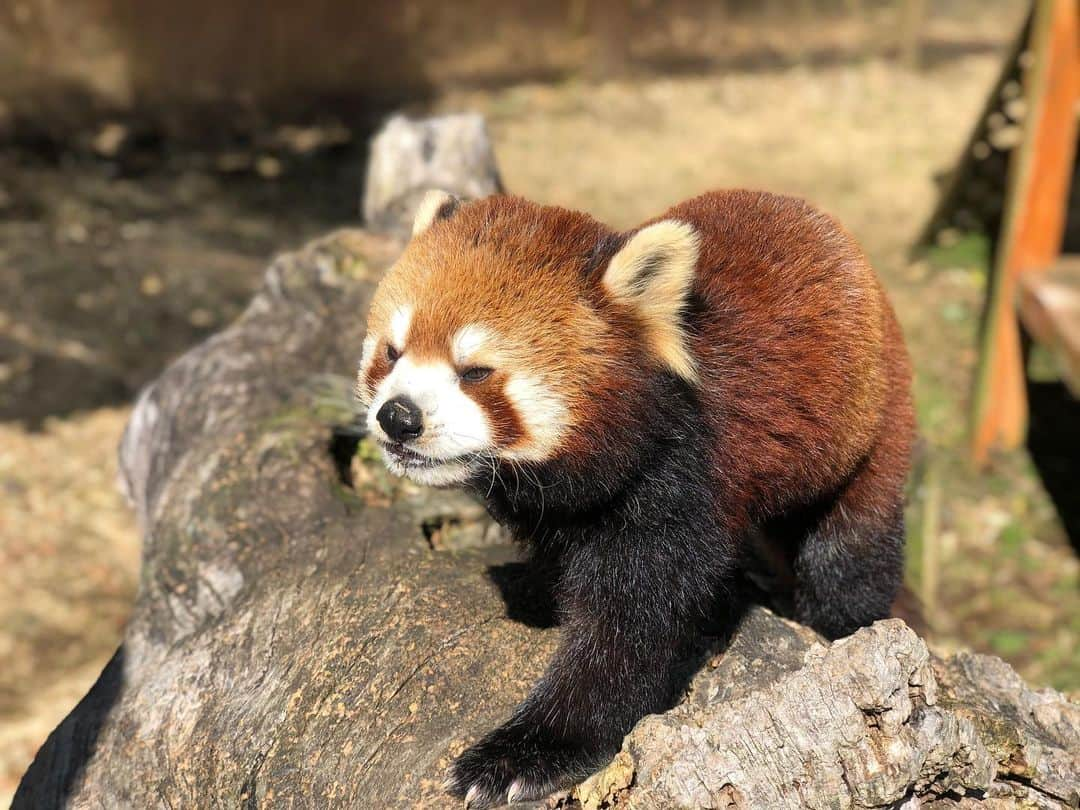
left=1, top=0, right=1077, bottom=802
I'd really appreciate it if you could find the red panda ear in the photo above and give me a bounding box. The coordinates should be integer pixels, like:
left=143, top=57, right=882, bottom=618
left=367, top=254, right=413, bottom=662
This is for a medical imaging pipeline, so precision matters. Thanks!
left=412, top=189, right=460, bottom=237
left=602, top=219, right=701, bottom=382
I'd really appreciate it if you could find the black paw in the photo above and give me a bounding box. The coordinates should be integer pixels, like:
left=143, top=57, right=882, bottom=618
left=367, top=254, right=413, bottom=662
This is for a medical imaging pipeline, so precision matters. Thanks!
left=446, top=722, right=603, bottom=808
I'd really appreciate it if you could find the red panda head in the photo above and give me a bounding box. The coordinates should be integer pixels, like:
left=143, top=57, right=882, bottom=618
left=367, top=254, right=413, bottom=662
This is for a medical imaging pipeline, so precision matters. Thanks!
left=355, top=191, right=700, bottom=488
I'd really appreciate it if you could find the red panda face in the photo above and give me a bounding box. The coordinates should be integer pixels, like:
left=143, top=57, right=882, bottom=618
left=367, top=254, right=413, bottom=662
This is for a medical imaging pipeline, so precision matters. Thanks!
left=355, top=192, right=700, bottom=488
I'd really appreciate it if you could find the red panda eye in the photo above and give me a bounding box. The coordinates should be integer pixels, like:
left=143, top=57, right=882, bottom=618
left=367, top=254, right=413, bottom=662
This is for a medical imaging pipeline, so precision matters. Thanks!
left=386, top=344, right=400, bottom=363
left=460, top=366, right=492, bottom=383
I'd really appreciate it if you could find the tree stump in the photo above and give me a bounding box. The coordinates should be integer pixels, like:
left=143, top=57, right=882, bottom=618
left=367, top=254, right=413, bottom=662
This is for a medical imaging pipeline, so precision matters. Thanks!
left=362, top=113, right=504, bottom=237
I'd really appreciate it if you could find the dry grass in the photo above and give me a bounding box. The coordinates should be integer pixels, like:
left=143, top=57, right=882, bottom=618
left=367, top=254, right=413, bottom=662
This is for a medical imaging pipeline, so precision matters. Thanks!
left=442, top=55, right=996, bottom=258
left=0, top=407, right=138, bottom=802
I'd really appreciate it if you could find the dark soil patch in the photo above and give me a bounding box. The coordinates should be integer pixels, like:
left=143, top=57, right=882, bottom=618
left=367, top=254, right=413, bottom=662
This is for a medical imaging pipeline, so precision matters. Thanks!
left=0, top=142, right=368, bottom=425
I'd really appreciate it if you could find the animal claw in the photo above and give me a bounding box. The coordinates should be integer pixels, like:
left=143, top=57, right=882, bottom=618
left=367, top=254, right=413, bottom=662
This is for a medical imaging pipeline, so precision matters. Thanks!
left=464, top=784, right=481, bottom=808
left=506, top=779, right=525, bottom=803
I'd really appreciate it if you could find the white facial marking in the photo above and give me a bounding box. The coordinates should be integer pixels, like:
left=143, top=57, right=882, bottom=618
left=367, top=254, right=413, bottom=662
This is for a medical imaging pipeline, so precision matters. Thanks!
left=389, top=305, right=413, bottom=349
left=502, top=372, right=567, bottom=460
left=356, top=334, right=378, bottom=398
left=451, top=324, right=492, bottom=367
left=366, top=355, right=492, bottom=487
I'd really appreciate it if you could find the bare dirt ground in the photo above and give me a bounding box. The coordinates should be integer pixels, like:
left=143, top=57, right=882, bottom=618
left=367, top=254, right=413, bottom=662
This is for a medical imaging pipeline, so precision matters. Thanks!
left=0, top=408, right=137, bottom=798
left=2, top=6, right=1077, bottom=802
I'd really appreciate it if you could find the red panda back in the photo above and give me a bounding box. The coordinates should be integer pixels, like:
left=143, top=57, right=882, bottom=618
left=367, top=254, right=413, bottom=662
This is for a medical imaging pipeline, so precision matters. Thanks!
left=664, top=190, right=910, bottom=526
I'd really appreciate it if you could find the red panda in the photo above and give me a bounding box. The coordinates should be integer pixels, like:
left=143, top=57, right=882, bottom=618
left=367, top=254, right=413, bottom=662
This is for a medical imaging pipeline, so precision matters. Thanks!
left=355, top=189, right=915, bottom=808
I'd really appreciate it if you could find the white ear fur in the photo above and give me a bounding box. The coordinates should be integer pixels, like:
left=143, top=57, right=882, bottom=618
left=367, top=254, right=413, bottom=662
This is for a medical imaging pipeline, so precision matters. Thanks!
left=602, top=219, right=701, bottom=382
left=411, top=189, right=459, bottom=237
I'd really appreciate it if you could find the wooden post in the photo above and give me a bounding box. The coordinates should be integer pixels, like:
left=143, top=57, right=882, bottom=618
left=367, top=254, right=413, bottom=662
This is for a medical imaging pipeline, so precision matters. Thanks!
left=971, top=0, right=1080, bottom=465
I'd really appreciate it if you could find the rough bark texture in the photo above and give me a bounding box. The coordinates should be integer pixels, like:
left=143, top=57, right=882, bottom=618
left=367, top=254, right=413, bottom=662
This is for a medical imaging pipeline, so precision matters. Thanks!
left=14, top=144, right=1080, bottom=809
left=622, top=613, right=1080, bottom=809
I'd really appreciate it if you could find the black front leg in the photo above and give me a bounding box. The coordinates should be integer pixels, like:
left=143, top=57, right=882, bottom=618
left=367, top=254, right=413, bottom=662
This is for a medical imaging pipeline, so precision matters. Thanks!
left=448, top=522, right=736, bottom=807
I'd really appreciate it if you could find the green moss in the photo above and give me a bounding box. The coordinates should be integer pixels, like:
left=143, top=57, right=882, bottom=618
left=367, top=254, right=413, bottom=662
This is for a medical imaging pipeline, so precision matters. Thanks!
left=997, top=522, right=1026, bottom=556
left=341, top=254, right=371, bottom=280
left=262, top=405, right=314, bottom=431
left=331, top=481, right=369, bottom=510
left=1026, top=343, right=1062, bottom=384
left=355, top=436, right=383, bottom=463
left=913, top=372, right=961, bottom=446
left=939, top=301, right=970, bottom=324
left=988, top=629, right=1030, bottom=657
left=923, top=231, right=992, bottom=274
left=261, top=375, right=359, bottom=436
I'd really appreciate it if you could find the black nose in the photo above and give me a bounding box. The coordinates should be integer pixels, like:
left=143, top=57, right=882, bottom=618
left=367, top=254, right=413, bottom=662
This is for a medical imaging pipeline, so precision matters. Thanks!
left=376, top=396, right=424, bottom=442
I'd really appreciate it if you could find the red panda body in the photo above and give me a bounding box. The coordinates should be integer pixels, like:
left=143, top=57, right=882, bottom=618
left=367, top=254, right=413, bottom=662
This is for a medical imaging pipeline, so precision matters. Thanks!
left=357, top=189, right=914, bottom=807
left=675, top=192, right=914, bottom=557
left=656, top=192, right=912, bottom=530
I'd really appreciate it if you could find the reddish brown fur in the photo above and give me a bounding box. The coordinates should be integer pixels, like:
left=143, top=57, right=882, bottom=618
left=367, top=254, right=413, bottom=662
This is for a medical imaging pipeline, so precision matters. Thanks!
left=362, top=350, right=392, bottom=401
left=470, top=380, right=527, bottom=446
left=365, top=190, right=913, bottom=529
left=657, top=190, right=914, bottom=530
left=364, top=197, right=651, bottom=461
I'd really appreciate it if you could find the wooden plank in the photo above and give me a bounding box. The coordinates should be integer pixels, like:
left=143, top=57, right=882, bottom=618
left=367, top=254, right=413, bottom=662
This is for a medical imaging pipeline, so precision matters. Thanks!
left=971, top=0, right=1080, bottom=465
left=1018, top=256, right=1080, bottom=396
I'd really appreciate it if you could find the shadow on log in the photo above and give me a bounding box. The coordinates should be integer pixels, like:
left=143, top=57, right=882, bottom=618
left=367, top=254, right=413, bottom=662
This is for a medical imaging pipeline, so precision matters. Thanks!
left=14, top=117, right=1080, bottom=810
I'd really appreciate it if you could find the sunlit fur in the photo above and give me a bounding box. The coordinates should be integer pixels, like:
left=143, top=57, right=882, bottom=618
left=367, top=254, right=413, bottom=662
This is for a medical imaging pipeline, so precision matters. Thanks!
left=412, top=189, right=459, bottom=237
left=355, top=190, right=915, bottom=809
left=358, top=197, right=618, bottom=473
left=365, top=353, right=491, bottom=486
left=601, top=219, right=701, bottom=382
